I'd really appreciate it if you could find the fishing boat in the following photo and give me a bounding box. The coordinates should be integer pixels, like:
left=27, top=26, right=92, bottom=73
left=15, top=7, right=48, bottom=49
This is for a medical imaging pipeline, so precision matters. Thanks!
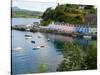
left=32, top=46, right=40, bottom=50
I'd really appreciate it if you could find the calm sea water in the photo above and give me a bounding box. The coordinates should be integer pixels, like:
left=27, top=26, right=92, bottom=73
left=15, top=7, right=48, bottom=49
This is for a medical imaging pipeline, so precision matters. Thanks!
left=12, top=18, right=41, bottom=25
left=11, top=18, right=96, bottom=74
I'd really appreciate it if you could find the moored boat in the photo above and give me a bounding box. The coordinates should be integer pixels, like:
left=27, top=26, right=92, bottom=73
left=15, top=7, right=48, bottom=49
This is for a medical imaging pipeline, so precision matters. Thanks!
left=24, top=34, right=32, bottom=39
left=13, top=47, right=23, bottom=51
left=24, top=34, right=32, bottom=37
left=40, top=45, right=45, bottom=47
left=83, top=35, right=92, bottom=39
left=32, top=46, right=40, bottom=50
left=31, top=41, right=35, bottom=43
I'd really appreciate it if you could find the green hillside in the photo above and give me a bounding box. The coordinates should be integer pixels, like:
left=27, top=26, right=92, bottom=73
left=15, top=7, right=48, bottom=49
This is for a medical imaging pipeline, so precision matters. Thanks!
left=41, top=4, right=97, bottom=26
left=11, top=7, right=43, bottom=18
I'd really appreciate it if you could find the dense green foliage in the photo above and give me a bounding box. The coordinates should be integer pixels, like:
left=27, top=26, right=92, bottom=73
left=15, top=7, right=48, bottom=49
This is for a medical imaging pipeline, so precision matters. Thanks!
left=41, top=4, right=97, bottom=26
left=12, top=11, right=42, bottom=18
left=12, top=7, right=42, bottom=18
left=57, top=42, right=97, bottom=71
left=38, top=64, right=46, bottom=73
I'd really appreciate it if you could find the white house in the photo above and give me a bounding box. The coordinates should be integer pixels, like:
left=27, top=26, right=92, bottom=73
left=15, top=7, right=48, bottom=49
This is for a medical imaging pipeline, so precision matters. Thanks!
left=88, top=27, right=97, bottom=34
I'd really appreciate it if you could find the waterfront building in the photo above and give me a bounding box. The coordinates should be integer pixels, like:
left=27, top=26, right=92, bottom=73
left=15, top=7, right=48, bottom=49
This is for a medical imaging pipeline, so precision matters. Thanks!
left=79, top=26, right=88, bottom=34
left=74, top=25, right=80, bottom=33
left=88, top=27, right=97, bottom=34
left=48, top=22, right=97, bottom=35
left=61, top=25, right=75, bottom=33
left=48, top=24, right=75, bottom=33
left=48, top=24, right=56, bottom=30
left=74, top=25, right=88, bottom=34
left=83, top=14, right=97, bottom=25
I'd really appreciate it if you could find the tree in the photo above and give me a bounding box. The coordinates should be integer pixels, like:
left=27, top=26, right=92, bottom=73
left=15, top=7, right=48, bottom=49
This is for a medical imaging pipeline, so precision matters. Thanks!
left=40, top=4, right=96, bottom=26
left=84, top=5, right=94, bottom=9
left=57, top=42, right=97, bottom=71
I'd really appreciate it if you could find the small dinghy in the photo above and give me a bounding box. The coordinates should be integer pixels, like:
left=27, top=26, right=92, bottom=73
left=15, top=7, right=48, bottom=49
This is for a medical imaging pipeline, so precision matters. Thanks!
left=32, top=46, right=40, bottom=50
left=83, top=35, right=92, bottom=39
left=31, top=41, right=35, bottom=43
left=25, top=34, right=32, bottom=39
left=40, top=45, right=45, bottom=47
left=24, top=34, right=32, bottom=37
left=13, top=47, right=23, bottom=51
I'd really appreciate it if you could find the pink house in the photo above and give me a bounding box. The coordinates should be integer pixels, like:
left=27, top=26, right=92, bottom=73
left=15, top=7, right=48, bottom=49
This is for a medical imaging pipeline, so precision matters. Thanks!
left=48, top=23, right=75, bottom=33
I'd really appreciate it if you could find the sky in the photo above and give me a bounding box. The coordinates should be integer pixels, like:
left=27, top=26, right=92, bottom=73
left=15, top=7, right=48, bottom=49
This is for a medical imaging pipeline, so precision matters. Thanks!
left=12, top=0, right=96, bottom=12
left=12, top=0, right=58, bottom=12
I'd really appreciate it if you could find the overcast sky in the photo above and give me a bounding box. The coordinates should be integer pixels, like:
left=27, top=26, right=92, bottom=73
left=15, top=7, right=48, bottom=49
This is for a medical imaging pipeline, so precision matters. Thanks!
left=12, top=0, right=58, bottom=12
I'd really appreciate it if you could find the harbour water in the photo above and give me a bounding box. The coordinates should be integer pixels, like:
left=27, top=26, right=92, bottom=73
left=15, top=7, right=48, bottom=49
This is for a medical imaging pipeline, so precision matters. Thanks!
left=11, top=18, right=97, bottom=74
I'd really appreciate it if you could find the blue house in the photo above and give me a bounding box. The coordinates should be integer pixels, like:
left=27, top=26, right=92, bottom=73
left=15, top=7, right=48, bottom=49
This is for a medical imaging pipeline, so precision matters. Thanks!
left=74, top=25, right=80, bottom=33
left=75, top=25, right=88, bottom=34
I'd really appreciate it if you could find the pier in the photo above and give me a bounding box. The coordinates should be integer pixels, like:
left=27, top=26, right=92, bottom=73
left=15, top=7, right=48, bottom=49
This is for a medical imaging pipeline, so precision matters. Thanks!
left=11, top=23, right=97, bottom=40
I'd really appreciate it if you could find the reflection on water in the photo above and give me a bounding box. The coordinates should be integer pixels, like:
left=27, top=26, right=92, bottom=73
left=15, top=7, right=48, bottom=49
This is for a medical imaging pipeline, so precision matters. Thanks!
left=46, top=34, right=73, bottom=43
left=12, top=30, right=97, bottom=74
